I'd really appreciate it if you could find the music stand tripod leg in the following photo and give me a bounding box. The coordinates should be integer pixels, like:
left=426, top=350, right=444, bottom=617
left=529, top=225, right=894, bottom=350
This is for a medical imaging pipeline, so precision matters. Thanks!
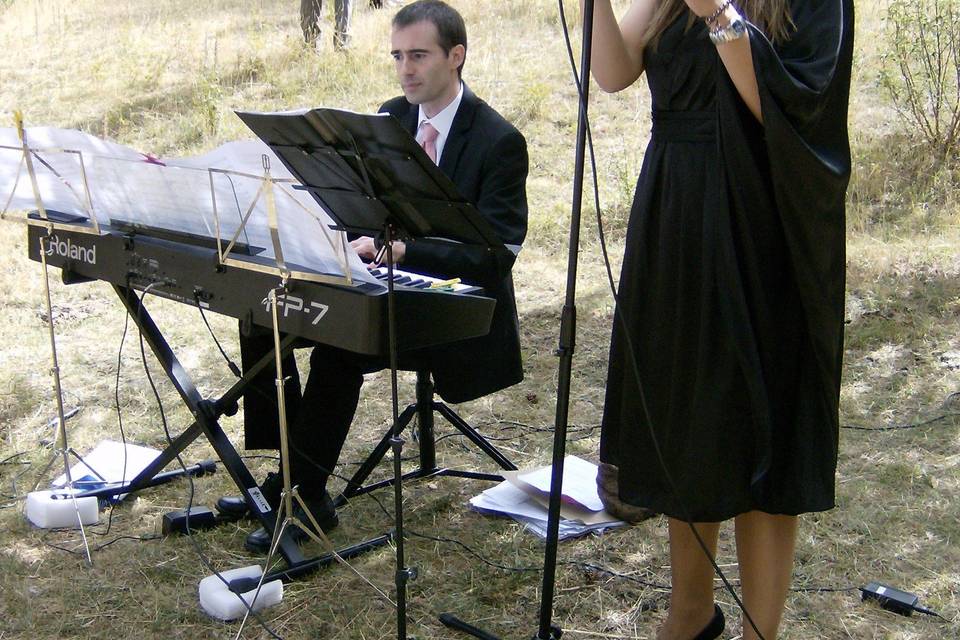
left=383, top=226, right=416, bottom=640
left=36, top=233, right=94, bottom=565
left=233, top=286, right=318, bottom=640
left=238, top=286, right=395, bottom=629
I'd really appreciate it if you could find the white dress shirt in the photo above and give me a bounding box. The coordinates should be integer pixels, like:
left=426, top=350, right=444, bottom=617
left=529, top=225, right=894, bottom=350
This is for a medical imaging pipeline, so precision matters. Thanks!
left=416, top=82, right=464, bottom=164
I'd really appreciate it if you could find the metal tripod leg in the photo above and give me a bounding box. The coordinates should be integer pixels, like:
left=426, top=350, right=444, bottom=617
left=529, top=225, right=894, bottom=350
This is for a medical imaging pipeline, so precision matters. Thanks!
left=337, top=371, right=517, bottom=505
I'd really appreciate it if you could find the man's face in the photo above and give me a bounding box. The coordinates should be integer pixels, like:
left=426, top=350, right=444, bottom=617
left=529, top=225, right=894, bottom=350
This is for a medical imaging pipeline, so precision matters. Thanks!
left=391, top=20, right=464, bottom=114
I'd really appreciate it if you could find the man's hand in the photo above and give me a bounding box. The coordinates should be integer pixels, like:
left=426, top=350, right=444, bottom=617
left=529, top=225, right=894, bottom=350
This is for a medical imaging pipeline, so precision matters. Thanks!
left=350, top=236, right=406, bottom=266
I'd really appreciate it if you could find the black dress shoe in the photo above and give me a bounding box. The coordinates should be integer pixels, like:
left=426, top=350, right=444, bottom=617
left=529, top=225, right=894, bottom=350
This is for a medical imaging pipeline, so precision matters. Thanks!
left=216, top=472, right=283, bottom=519
left=692, top=604, right=725, bottom=640
left=244, top=491, right=339, bottom=554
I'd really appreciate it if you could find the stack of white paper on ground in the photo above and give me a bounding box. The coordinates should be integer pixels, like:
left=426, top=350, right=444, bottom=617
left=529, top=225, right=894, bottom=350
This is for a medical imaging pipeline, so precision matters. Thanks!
left=51, top=440, right=161, bottom=500
left=469, top=455, right=625, bottom=540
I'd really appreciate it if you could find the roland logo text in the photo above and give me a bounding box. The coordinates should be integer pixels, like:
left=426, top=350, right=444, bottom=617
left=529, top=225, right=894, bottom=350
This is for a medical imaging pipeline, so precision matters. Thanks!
left=44, top=235, right=97, bottom=265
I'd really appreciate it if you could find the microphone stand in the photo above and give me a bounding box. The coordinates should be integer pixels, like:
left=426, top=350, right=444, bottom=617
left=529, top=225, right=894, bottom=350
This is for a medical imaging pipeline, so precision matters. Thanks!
left=436, top=5, right=596, bottom=638
left=533, top=1, right=595, bottom=638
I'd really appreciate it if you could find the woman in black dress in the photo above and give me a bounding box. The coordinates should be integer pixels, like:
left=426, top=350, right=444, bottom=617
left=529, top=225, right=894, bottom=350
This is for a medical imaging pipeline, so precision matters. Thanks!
left=588, top=1, right=853, bottom=638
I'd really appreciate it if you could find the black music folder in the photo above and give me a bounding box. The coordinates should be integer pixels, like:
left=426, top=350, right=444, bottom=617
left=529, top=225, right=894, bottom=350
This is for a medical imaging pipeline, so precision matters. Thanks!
left=235, top=107, right=510, bottom=257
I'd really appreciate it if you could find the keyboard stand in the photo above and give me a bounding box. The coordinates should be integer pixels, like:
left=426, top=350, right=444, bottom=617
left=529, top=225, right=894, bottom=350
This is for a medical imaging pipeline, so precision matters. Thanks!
left=337, top=369, right=517, bottom=504
left=75, top=283, right=387, bottom=580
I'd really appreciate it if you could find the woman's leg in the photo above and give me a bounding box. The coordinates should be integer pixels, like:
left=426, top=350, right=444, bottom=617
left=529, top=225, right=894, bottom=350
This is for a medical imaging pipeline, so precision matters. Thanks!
left=658, top=518, right=722, bottom=640
left=733, top=511, right=799, bottom=640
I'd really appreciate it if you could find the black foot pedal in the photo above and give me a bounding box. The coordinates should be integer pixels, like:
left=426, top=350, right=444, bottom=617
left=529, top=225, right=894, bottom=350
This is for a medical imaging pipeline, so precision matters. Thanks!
left=162, top=506, right=218, bottom=535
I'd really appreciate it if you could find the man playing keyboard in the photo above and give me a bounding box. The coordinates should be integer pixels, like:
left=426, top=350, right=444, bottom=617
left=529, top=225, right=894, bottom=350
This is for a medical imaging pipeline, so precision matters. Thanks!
left=217, top=0, right=529, bottom=552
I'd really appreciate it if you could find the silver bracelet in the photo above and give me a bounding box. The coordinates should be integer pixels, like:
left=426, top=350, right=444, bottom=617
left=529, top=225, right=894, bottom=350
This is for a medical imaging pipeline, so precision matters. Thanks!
left=709, top=15, right=747, bottom=45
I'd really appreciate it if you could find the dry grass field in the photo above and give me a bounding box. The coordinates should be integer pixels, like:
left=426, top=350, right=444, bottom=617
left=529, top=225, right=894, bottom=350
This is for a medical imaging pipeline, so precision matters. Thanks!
left=1, top=1, right=959, bottom=639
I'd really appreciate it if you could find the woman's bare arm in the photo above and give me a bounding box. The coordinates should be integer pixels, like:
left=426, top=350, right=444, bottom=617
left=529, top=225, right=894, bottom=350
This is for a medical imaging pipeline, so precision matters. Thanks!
left=582, top=0, right=658, bottom=93
left=687, top=0, right=762, bottom=121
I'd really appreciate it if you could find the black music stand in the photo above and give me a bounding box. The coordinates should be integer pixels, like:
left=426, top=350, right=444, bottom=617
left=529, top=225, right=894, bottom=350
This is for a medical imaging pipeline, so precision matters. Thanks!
left=236, top=108, right=519, bottom=491
left=236, top=108, right=507, bottom=246
left=237, top=107, right=518, bottom=637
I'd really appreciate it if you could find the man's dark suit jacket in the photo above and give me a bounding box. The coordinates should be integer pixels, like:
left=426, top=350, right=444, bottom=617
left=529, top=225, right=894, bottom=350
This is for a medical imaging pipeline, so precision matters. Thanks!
left=377, top=83, right=528, bottom=403
left=241, top=84, right=528, bottom=449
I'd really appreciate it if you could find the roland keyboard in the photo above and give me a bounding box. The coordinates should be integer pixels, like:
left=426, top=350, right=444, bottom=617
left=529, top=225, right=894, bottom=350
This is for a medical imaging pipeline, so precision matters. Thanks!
left=26, top=217, right=496, bottom=356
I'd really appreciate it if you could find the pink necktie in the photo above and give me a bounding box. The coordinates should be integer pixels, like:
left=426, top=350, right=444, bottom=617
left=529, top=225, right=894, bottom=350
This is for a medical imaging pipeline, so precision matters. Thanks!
left=419, top=122, right=439, bottom=164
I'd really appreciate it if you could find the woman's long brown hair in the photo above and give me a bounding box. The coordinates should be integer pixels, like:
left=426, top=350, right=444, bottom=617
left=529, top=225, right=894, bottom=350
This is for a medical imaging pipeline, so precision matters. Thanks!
left=641, top=0, right=794, bottom=49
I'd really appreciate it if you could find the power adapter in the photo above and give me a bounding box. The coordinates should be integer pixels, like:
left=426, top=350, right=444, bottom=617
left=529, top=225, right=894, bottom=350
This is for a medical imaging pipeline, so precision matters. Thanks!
left=859, top=581, right=939, bottom=618
left=162, top=506, right=219, bottom=535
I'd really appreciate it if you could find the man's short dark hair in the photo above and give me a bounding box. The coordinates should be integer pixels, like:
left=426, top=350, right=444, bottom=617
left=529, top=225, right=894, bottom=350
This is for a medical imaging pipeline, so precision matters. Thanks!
left=393, top=0, right=467, bottom=76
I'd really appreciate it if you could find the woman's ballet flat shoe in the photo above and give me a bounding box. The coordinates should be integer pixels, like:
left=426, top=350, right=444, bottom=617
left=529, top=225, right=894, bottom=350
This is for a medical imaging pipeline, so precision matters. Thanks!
left=692, top=604, right=725, bottom=640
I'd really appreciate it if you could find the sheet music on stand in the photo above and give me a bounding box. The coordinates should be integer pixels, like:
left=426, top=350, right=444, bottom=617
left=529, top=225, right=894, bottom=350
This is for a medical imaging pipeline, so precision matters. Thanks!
left=236, top=107, right=512, bottom=253
left=0, top=126, right=378, bottom=286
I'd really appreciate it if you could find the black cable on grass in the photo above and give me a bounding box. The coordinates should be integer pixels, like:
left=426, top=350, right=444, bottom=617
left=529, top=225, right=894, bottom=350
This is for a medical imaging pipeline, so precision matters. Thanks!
left=842, top=393, right=960, bottom=432
left=433, top=422, right=600, bottom=446
left=789, top=585, right=859, bottom=593
left=571, top=561, right=672, bottom=592
left=339, top=452, right=420, bottom=466
left=494, top=419, right=601, bottom=435
left=92, top=311, right=134, bottom=539
left=41, top=531, right=162, bottom=555
left=407, top=528, right=542, bottom=573
left=0, top=452, right=30, bottom=466
left=841, top=412, right=959, bottom=432
left=241, top=454, right=281, bottom=463
left=1, top=452, right=31, bottom=502
left=0, top=451, right=31, bottom=503
left=4, top=458, right=34, bottom=499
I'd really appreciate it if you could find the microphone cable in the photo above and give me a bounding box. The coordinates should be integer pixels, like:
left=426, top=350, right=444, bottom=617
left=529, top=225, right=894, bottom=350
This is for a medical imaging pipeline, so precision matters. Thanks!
left=195, top=293, right=242, bottom=378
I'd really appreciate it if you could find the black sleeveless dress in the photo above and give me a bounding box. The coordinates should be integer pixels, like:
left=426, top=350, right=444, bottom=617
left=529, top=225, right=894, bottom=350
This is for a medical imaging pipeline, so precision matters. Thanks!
left=599, top=2, right=855, bottom=522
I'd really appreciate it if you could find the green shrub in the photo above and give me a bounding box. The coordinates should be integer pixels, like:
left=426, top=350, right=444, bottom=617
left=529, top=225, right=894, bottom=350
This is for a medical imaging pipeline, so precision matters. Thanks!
left=879, top=0, right=960, bottom=167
